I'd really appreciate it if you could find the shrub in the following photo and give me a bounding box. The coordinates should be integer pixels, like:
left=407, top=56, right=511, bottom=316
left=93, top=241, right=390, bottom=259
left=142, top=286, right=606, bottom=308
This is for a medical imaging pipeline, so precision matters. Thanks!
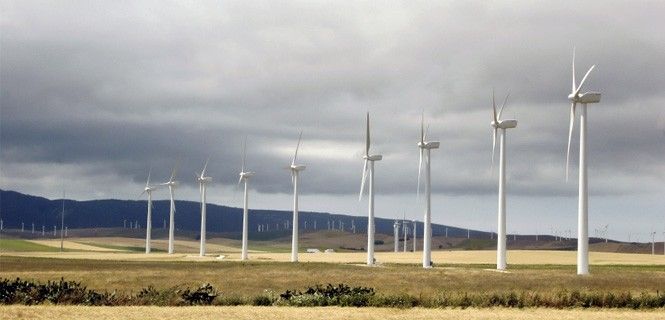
left=278, top=284, right=375, bottom=307
left=180, top=283, right=218, bottom=305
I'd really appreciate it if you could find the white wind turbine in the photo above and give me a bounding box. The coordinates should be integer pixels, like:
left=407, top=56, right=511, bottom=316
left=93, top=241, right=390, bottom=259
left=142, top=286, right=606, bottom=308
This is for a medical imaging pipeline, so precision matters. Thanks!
left=490, top=90, right=517, bottom=270
left=289, top=131, right=305, bottom=262
left=160, top=165, right=179, bottom=254
left=238, top=138, right=255, bottom=261
left=417, top=113, right=439, bottom=268
left=196, top=158, right=212, bottom=257
left=140, top=168, right=159, bottom=254
left=393, top=219, right=400, bottom=253
left=565, top=48, right=601, bottom=275
left=359, top=112, right=382, bottom=266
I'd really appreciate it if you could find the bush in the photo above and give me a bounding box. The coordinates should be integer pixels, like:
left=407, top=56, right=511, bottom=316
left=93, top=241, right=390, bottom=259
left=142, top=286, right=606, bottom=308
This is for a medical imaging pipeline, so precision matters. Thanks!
left=179, top=283, right=218, bottom=305
left=1, top=278, right=664, bottom=309
left=278, top=284, right=375, bottom=307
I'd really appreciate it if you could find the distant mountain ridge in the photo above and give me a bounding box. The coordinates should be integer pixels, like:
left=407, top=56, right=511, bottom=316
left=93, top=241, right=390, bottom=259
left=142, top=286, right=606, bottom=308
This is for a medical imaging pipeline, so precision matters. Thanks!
left=0, top=189, right=482, bottom=238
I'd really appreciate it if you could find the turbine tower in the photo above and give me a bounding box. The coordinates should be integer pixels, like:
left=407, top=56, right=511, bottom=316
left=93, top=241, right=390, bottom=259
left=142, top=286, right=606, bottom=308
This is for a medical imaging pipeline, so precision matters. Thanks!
left=417, top=113, right=439, bottom=268
left=566, top=48, right=601, bottom=275
left=359, top=112, right=382, bottom=266
left=490, top=90, right=517, bottom=270
left=160, top=165, right=179, bottom=254
left=412, top=219, right=417, bottom=252
left=140, top=168, right=158, bottom=254
left=196, top=158, right=212, bottom=257
left=238, top=138, right=255, bottom=261
left=289, top=131, right=305, bottom=262
left=393, top=220, right=400, bottom=253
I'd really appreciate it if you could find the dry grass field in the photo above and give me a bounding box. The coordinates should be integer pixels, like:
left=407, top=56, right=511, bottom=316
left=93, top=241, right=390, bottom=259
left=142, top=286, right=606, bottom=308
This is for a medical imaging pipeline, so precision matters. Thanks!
left=2, top=306, right=664, bottom=320
left=1, top=255, right=663, bottom=297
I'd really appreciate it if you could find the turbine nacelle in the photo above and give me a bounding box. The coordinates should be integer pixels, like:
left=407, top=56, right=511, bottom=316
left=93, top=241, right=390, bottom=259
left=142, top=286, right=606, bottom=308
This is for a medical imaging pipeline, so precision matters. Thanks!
left=196, top=176, right=212, bottom=183
left=162, top=180, right=178, bottom=187
left=418, top=141, right=440, bottom=149
left=491, top=119, right=518, bottom=129
left=363, top=154, right=383, bottom=161
left=569, top=92, right=601, bottom=104
left=239, top=171, right=255, bottom=179
left=290, top=164, right=306, bottom=171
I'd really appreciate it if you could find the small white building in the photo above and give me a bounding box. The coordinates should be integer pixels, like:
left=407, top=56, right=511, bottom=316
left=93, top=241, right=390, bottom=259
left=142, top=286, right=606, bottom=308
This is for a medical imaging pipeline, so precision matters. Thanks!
left=306, top=248, right=320, bottom=253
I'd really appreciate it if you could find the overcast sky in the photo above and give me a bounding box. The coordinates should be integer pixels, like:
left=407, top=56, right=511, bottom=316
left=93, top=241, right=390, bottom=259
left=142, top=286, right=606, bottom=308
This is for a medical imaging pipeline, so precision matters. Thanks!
left=1, top=1, right=664, bottom=241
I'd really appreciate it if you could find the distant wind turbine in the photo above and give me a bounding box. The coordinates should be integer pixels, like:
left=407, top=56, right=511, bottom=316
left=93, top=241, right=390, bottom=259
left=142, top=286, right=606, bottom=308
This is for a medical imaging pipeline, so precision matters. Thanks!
left=490, top=90, right=517, bottom=271
left=565, top=48, right=601, bottom=275
left=289, top=131, right=306, bottom=262
left=160, top=164, right=179, bottom=254
left=359, top=112, right=382, bottom=266
left=140, top=168, right=159, bottom=254
left=196, top=158, right=212, bottom=257
left=393, top=219, right=400, bottom=253
left=238, top=138, right=254, bottom=261
left=417, top=112, right=439, bottom=268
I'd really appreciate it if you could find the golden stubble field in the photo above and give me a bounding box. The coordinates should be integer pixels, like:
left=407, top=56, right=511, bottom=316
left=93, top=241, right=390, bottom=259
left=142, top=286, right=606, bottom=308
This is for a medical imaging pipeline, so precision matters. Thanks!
left=1, top=306, right=664, bottom=320
left=4, top=237, right=664, bottom=265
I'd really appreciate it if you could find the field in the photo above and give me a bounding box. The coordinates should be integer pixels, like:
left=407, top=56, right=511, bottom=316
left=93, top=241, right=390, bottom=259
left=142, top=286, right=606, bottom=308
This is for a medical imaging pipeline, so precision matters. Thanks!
left=2, top=306, right=665, bottom=320
left=1, top=236, right=664, bottom=319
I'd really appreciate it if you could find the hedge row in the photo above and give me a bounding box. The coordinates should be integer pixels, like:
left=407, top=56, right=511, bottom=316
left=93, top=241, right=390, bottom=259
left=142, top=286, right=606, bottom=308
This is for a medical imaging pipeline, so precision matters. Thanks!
left=1, top=278, right=664, bottom=309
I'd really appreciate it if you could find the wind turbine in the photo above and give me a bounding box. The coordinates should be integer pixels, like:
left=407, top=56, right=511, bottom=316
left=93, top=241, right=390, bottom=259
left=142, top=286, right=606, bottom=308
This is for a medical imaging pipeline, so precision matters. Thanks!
left=359, top=112, right=382, bottom=266
left=412, top=219, right=417, bottom=252
left=417, top=112, right=439, bottom=268
left=238, top=138, right=254, bottom=261
left=160, top=165, right=179, bottom=254
left=196, top=158, right=212, bottom=257
left=393, top=219, right=400, bottom=253
left=289, top=131, right=305, bottom=262
left=490, top=90, right=517, bottom=271
left=140, top=168, right=159, bottom=254
left=565, top=48, right=601, bottom=275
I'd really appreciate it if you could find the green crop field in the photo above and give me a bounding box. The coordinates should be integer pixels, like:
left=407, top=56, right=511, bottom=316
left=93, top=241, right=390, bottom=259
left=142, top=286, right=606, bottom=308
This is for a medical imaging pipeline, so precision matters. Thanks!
left=0, top=239, right=61, bottom=252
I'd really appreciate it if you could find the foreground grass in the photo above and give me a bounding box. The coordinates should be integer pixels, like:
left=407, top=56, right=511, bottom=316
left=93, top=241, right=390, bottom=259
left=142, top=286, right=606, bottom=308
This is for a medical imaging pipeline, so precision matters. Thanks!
left=2, top=306, right=664, bottom=320
left=0, top=256, right=663, bottom=297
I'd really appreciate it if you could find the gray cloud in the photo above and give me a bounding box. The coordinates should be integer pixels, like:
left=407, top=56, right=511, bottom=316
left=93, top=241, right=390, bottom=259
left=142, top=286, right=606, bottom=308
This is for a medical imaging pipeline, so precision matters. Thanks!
left=1, top=1, right=664, bottom=239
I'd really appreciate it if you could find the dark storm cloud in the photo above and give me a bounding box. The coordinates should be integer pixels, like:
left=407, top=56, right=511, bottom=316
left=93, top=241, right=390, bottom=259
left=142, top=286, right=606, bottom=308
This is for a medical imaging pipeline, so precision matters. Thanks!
left=1, top=0, right=664, bottom=202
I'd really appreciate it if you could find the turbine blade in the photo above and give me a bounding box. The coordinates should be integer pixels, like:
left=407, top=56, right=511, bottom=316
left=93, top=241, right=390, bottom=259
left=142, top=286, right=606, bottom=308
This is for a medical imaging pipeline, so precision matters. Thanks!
left=146, top=167, right=152, bottom=187
left=492, top=90, right=497, bottom=123
left=566, top=102, right=576, bottom=182
left=365, top=112, right=370, bottom=156
left=359, top=159, right=368, bottom=201
left=169, top=165, right=177, bottom=182
left=424, top=124, right=430, bottom=141
left=241, top=137, right=247, bottom=172
left=292, top=130, right=302, bottom=165
left=498, top=92, right=510, bottom=119
left=237, top=175, right=243, bottom=187
left=202, top=156, right=210, bottom=176
left=575, top=65, right=595, bottom=95
left=420, top=111, right=424, bottom=143
left=572, top=47, right=576, bottom=93
left=417, top=149, right=423, bottom=198
left=491, top=128, right=497, bottom=171
left=291, top=171, right=295, bottom=186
